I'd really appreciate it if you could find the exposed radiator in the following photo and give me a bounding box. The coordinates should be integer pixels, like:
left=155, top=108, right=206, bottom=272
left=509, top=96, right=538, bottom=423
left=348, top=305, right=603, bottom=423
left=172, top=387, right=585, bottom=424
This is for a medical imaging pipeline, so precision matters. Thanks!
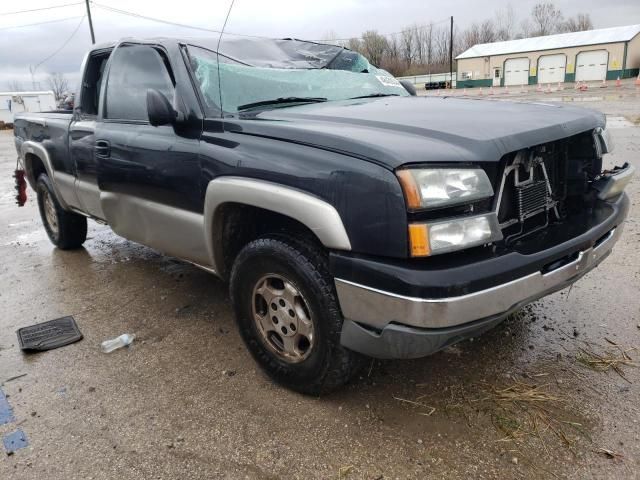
left=516, top=180, right=550, bottom=222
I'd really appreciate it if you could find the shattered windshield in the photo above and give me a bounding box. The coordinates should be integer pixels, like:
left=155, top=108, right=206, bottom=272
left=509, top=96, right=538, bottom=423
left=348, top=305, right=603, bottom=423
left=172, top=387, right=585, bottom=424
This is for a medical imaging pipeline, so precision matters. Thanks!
left=186, top=39, right=407, bottom=115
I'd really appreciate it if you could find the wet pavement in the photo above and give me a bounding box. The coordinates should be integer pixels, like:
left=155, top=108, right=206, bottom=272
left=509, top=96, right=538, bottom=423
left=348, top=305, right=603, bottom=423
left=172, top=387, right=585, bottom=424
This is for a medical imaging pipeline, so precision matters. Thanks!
left=0, top=92, right=639, bottom=479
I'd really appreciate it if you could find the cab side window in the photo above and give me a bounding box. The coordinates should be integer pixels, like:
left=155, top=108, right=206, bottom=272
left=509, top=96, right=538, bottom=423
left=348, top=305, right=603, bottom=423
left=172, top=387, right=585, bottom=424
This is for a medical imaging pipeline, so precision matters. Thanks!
left=81, top=50, right=111, bottom=116
left=105, top=44, right=175, bottom=122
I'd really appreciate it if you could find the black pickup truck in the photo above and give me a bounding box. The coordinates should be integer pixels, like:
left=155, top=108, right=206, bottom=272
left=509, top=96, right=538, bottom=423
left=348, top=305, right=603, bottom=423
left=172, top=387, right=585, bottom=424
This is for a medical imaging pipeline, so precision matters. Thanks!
left=13, top=37, right=633, bottom=394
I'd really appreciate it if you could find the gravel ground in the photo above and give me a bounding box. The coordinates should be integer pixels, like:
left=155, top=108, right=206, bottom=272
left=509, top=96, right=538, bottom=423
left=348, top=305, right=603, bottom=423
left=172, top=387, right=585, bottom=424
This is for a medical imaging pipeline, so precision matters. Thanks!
left=0, top=90, right=639, bottom=479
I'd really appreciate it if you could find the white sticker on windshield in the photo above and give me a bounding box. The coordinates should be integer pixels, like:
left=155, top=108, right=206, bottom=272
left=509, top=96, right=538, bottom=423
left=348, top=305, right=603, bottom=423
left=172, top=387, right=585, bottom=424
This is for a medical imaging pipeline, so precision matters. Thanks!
left=375, top=75, right=403, bottom=88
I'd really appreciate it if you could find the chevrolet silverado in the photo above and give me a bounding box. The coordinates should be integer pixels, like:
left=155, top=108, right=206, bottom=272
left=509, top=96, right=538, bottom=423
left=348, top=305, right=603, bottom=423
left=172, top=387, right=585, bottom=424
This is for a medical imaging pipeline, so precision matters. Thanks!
left=12, top=37, right=633, bottom=394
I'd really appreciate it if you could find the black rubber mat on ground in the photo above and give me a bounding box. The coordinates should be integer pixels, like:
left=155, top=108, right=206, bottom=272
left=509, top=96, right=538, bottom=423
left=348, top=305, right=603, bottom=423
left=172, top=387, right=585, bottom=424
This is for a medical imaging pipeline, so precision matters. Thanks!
left=16, top=316, right=83, bottom=352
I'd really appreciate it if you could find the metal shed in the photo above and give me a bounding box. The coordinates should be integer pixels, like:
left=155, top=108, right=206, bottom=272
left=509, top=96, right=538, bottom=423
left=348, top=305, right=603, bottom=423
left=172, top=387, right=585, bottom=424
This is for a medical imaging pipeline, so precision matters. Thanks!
left=455, top=24, right=640, bottom=88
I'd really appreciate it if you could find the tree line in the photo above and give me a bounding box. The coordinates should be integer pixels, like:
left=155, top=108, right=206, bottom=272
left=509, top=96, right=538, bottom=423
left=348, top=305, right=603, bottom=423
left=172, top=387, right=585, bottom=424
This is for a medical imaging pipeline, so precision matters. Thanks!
left=327, top=2, right=594, bottom=76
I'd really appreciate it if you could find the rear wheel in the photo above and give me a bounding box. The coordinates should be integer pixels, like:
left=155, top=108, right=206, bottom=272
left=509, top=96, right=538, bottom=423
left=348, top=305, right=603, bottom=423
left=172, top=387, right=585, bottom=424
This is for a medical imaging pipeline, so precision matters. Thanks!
left=36, top=174, right=87, bottom=249
left=229, top=235, right=363, bottom=395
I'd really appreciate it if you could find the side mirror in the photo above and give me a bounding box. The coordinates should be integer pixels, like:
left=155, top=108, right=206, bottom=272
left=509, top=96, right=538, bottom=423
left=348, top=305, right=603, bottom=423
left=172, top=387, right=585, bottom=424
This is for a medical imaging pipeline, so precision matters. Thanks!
left=147, top=89, right=176, bottom=126
left=399, top=80, right=417, bottom=96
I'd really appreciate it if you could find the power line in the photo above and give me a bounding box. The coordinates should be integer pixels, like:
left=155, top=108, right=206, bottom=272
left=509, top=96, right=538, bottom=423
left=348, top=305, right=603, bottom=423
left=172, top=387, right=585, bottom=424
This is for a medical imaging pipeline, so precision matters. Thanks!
left=0, top=15, right=84, bottom=31
left=33, top=15, right=86, bottom=70
left=91, top=1, right=266, bottom=39
left=91, top=1, right=449, bottom=45
left=0, top=2, right=83, bottom=16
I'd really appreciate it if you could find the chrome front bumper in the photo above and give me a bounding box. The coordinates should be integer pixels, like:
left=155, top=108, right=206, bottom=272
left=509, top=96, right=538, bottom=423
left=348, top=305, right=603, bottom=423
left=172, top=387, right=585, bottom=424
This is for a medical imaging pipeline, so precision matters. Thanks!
left=335, top=225, right=622, bottom=332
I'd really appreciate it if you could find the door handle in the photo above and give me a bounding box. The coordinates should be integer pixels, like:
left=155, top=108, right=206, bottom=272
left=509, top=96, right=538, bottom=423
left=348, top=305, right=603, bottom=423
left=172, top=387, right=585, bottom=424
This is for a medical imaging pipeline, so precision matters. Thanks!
left=95, top=140, right=110, bottom=159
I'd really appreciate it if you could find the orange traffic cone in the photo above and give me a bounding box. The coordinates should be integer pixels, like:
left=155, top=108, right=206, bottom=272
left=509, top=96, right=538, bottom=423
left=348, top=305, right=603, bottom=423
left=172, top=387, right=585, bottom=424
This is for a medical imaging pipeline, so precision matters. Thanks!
left=545, top=83, right=552, bottom=93
left=615, top=76, right=622, bottom=87
left=600, top=79, right=607, bottom=88
left=536, top=83, right=542, bottom=92
left=489, top=86, right=494, bottom=95
left=635, top=74, right=640, bottom=87
left=479, top=87, right=483, bottom=96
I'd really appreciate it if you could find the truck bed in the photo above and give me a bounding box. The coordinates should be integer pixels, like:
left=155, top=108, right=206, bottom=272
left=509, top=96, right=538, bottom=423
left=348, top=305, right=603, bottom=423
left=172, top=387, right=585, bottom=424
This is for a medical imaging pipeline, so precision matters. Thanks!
left=14, top=112, right=74, bottom=185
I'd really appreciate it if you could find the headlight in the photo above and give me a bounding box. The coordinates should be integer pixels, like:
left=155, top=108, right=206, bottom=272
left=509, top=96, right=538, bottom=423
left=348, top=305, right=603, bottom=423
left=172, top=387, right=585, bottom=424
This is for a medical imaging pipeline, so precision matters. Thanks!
left=408, top=213, right=503, bottom=257
left=397, top=167, right=494, bottom=210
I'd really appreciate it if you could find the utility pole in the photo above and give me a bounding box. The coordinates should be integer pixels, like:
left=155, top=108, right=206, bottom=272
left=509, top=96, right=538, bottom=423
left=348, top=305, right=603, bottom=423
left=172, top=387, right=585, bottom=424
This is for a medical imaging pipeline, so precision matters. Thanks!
left=449, top=16, right=453, bottom=89
left=85, top=0, right=95, bottom=44
left=29, top=66, right=36, bottom=90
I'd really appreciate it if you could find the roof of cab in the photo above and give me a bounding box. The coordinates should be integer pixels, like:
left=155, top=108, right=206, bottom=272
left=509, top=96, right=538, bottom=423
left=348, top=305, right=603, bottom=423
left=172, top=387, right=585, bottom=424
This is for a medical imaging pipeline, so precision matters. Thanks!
left=89, top=36, right=347, bottom=69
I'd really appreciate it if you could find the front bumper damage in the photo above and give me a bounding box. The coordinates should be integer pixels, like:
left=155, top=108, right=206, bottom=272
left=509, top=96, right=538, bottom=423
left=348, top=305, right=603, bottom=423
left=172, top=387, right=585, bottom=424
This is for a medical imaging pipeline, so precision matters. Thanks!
left=334, top=192, right=630, bottom=359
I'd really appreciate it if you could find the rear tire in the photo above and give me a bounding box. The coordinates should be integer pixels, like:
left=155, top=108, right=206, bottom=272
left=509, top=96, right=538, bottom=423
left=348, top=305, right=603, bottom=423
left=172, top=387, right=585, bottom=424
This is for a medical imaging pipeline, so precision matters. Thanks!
left=36, top=174, right=87, bottom=249
left=229, top=235, right=363, bottom=395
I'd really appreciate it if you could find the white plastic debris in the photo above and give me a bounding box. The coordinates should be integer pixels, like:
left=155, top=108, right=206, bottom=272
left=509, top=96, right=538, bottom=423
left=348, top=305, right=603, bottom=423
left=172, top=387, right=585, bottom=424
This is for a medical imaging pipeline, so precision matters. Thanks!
left=101, top=333, right=136, bottom=353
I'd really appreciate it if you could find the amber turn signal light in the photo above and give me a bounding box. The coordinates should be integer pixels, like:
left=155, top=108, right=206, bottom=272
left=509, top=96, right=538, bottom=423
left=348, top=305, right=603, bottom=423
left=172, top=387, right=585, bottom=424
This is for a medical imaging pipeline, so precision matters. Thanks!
left=396, top=169, right=421, bottom=210
left=408, top=224, right=430, bottom=257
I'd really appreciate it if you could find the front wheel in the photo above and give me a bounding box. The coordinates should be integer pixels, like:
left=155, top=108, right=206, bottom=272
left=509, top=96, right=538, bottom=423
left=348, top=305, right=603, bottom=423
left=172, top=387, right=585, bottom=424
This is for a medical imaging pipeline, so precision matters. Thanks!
left=36, top=174, right=87, bottom=249
left=229, top=235, right=363, bottom=395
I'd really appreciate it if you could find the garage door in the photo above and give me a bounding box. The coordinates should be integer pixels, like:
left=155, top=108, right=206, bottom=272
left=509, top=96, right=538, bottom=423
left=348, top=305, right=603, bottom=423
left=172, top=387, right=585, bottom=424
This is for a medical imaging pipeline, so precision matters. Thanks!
left=504, top=58, right=530, bottom=86
left=575, top=50, right=608, bottom=82
left=538, top=54, right=566, bottom=84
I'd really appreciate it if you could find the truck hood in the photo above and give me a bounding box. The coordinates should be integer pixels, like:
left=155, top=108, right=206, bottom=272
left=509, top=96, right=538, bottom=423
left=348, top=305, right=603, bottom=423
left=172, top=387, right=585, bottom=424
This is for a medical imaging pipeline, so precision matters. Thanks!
left=223, top=96, right=605, bottom=169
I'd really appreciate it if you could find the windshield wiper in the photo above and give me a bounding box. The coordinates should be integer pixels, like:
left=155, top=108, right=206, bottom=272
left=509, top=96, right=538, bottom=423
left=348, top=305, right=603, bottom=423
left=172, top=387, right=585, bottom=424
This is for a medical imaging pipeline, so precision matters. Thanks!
left=349, top=93, right=400, bottom=99
left=237, top=97, right=327, bottom=111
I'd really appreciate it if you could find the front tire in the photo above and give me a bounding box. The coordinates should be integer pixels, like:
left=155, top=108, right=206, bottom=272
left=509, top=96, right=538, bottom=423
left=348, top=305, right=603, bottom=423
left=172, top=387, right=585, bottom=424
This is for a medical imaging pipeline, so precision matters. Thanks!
left=229, top=235, right=363, bottom=395
left=36, top=174, right=87, bottom=249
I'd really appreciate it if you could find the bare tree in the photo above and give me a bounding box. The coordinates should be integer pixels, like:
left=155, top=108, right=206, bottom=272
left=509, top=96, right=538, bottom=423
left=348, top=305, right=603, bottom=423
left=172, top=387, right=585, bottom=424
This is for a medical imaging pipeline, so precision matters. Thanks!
left=47, top=73, right=69, bottom=101
left=417, top=23, right=434, bottom=66
left=412, top=25, right=423, bottom=64
left=452, top=24, right=466, bottom=59
left=386, top=35, right=401, bottom=62
left=433, top=26, right=451, bottom=69
left=519, top=18, right=532, bottom=39
left=495, top=4, right=517, bottom=41
left=360, top=30, right=388, bottom=67
left=7, top=80, right=24, bottom=92
left=400, top=28, right=415, bottom=67
left=321, top=30, right=338, bottom=42
left=461, top=23, right=481, bottom=52
left=479, top=20, right=497, bottom=43
left=562, top=13, right=593, bottom=33
left=321, top=30, right=343, bottom=46
left=531, top=2, right=564, bottom=36
left=346, top=37, right=363, bottom=54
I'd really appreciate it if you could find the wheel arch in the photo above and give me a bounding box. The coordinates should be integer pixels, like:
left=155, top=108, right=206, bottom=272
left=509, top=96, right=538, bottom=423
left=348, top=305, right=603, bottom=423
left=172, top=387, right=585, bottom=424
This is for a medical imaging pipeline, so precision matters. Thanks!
left=204, top=177, right=351, bottom=278
left=20, top=141, right=69, bottom=209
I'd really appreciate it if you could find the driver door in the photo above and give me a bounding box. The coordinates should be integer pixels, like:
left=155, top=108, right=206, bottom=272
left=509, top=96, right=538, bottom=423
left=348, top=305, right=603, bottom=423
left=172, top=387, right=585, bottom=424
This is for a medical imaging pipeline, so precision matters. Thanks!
left=95, top=43, right=206, bottom=264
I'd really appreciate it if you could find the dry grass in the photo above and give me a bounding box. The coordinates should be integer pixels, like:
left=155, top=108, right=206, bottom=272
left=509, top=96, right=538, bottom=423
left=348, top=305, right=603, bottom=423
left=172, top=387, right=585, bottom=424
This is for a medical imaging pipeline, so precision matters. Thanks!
left=393, top=396, right=436, bottom=416
left=480, top=380, right=564, bottom=405
left=595, top=447, right=625, bottom=461
left=576, top=344, right=637, bottom=382
left=471, top=379, right=580, bottom=451
left=337, top=465, right=354, bottom=479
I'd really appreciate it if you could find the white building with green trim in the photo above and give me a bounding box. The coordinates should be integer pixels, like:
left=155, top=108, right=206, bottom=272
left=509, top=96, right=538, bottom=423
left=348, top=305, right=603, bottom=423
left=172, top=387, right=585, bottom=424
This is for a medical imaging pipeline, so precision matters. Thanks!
left=456, top=24, right=640, bottom=88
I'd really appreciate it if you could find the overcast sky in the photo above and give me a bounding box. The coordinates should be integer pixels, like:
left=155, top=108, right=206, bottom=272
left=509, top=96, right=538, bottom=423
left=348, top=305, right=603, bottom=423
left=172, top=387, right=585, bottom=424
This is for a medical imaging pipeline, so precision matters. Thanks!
left=1, top=0, right=639, bottom=91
